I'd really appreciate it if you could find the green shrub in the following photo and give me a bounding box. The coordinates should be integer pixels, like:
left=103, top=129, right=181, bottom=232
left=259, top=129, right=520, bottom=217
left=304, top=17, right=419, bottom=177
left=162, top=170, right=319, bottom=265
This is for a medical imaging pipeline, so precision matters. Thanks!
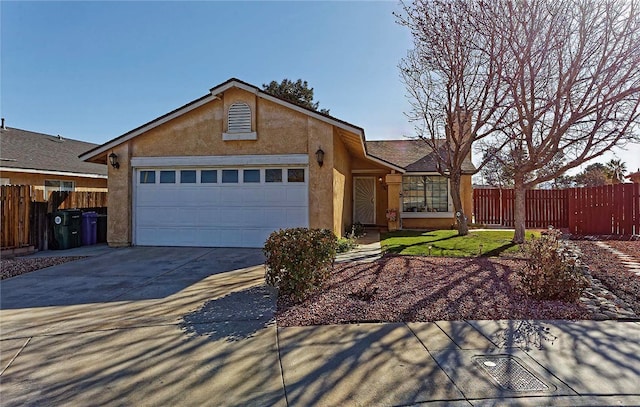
left=519, top=228, right=588, bottom=302
left=336, top=236, right=357, bottom=253
left=263, top=228, right=337, bottom=301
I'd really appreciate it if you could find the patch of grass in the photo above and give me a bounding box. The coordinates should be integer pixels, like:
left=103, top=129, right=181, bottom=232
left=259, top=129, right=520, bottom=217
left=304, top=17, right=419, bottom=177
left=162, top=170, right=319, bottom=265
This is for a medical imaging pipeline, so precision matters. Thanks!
left=381, top=230, right=540, bottom=257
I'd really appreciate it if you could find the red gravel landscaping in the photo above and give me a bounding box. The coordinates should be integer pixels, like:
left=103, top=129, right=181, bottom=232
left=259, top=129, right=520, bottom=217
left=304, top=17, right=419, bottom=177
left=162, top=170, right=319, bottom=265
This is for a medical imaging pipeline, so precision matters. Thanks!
left=277, top=255, right=590, bottom=327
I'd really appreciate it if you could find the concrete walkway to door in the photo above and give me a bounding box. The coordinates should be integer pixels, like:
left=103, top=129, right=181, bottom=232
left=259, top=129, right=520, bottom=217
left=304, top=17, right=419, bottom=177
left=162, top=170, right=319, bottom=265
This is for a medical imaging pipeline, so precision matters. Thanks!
left=1, top=245, right=639, bottom=406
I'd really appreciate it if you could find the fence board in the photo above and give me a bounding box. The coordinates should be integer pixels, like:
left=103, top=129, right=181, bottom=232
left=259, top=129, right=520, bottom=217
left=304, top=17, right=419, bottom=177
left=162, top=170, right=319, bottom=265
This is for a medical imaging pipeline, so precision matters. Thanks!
left=1, top=185, right=108, bottom=249
left=474, top=184, right=640, bottom=235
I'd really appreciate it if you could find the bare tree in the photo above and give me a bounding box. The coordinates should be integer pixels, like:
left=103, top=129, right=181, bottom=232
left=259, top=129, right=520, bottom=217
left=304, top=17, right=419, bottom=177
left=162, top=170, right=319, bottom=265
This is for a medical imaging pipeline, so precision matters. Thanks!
left=397, top=0, right=513, bottom=235
left=399, top=0, right=640, bottom=242
left=481, top=0, right=640, bottom=242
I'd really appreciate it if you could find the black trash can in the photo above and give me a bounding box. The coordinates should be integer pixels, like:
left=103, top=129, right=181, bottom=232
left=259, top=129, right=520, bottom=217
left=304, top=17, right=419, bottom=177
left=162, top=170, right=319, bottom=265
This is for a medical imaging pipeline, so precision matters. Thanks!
left=51, top=209, right=82, bottom=250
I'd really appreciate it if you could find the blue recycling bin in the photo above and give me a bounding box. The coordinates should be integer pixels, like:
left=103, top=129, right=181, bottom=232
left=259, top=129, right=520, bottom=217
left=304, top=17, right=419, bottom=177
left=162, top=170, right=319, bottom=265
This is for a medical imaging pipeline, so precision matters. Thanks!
left=81, top=212, right=98, bottom=245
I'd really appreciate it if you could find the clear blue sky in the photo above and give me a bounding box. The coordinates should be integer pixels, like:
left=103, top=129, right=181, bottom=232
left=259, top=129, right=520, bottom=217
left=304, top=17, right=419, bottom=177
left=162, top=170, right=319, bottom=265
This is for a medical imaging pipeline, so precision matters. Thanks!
left=1, top=1, right=638, bottom=173
left=1, top=1, right=413, bottom=143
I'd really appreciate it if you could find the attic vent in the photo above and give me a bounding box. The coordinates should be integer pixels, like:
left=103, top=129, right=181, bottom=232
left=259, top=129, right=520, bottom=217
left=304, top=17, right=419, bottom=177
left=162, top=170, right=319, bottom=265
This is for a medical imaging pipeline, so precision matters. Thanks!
left=228, top=102, right=251, bottom=133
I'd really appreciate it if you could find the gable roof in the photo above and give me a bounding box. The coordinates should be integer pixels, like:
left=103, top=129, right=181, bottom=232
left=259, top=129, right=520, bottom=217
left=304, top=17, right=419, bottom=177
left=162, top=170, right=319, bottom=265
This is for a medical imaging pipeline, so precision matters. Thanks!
left=0, top=127, right=107, bottom=177
left=80, top=78, right=404, bottom=172
left=366, top=140, right=476, bottom=173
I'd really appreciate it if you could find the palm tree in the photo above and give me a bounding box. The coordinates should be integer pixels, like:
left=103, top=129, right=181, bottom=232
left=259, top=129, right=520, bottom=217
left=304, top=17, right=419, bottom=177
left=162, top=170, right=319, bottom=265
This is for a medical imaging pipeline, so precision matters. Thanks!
left=605, top=159, right=627, bottom=184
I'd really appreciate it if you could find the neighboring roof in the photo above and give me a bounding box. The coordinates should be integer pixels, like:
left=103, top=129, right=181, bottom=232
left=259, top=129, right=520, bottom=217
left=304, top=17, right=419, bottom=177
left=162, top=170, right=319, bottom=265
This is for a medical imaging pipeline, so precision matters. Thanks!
left=366, top=140, right=476, bottom=173
left=0, top=127, right=107, bottom=177
left=80, top=78, right=404, bottom=172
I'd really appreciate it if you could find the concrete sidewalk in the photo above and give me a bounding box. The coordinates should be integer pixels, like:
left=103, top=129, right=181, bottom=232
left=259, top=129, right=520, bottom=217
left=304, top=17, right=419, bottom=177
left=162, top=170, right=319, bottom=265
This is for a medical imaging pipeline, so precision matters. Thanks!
left=1, top=246, right=639, bottom=406
left=277, top=320, right=640, bottom=406
left=336, top=230, right=383, bottom=263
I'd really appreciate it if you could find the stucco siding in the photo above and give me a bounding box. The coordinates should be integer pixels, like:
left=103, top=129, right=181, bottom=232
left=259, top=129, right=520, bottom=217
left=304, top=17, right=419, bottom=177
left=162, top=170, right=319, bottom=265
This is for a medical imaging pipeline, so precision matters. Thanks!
left=402, top=217, right=455, bottom=229
left=307, top=117, right=334, bottom=231
left=332, top=129, right=352, bottom=236
left=461, top=174, right=473, bottom=220
left=107, top=142, right=132, bottom=247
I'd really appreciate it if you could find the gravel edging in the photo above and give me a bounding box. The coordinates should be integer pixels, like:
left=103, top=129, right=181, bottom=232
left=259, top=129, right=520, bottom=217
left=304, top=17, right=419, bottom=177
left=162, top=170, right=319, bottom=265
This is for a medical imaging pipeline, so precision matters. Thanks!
left=1, top=257, right=86, bottom=280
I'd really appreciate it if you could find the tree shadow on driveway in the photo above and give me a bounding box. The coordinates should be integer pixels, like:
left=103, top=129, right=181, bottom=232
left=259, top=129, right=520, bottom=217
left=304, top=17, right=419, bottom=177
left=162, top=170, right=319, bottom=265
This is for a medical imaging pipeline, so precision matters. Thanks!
left=179, top=285, right=277, bottom=342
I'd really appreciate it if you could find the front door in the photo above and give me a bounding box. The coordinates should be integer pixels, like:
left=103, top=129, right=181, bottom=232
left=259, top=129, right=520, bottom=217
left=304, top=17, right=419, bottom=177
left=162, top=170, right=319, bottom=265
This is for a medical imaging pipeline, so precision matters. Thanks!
left=354, top=177, right=376, bottom=224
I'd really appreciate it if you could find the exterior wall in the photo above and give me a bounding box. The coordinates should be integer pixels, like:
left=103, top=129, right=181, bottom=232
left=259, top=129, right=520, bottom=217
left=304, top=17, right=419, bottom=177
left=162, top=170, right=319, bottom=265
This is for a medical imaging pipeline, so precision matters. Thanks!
left=386, top=173, right=402, bottom=231
left=332, top=129, right=352, bottom=236
left=307, top=118, right=334, bottom=231
left=460, top=174, right=473, bottom=221
left=399, top=174, right=474, bottom=230
left=402, top=217, right=455, bottom=230
left=0, top=171, right=107, bottom=195
left=374, top=177, right=388, bottom=227
left=107, top=142, right=132, bottom=247
left=107, top=86, right=342, bottom=245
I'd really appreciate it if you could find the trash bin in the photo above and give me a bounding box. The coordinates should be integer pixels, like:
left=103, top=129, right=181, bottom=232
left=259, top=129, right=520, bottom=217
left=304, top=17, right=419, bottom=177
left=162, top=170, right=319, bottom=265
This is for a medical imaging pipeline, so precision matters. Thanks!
left=51, top=209, right=82, bottom=250
left=96, top=214, right=107, bottom=243
left=81, top=212, right=98, bottom=245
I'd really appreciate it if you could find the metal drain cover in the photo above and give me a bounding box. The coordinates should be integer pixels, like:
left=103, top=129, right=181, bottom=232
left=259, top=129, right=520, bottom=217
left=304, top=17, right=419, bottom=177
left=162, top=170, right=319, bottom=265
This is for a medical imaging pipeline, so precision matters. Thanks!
left=473, top=355, right=550, bottom=392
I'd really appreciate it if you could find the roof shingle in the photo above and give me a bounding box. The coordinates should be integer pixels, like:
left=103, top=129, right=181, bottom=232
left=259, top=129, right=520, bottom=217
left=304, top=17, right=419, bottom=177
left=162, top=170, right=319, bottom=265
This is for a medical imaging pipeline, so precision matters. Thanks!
left=366, top=140, right=476, bottom=173
left=0, top=127, right=107, bottom=176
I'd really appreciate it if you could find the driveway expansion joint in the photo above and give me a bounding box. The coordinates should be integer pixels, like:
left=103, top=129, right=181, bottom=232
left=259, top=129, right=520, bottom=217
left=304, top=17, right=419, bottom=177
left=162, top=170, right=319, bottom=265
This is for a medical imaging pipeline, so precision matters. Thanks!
left=0, top=337, right=31, bottom=376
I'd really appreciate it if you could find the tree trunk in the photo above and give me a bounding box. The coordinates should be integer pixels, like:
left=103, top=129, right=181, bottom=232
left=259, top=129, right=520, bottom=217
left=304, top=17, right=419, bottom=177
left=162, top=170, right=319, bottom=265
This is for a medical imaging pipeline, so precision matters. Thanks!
left=512, top=176, right=526, bottom=243
left=449, top=173, right=469, bottom=236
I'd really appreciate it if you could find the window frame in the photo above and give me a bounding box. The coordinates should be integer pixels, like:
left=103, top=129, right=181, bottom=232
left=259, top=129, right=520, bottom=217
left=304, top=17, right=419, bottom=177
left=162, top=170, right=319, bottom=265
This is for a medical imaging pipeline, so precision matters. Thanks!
left=401, top=173, right=452, bottom=218
left=44, top=179, right=75, bottom=198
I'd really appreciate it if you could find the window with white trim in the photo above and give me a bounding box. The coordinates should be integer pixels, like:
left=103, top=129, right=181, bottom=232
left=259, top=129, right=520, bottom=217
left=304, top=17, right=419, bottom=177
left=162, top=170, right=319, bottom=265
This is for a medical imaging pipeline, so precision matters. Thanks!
left=402, top=175, right=448, bottom=212
left=44, top=180, right=75, bottom=198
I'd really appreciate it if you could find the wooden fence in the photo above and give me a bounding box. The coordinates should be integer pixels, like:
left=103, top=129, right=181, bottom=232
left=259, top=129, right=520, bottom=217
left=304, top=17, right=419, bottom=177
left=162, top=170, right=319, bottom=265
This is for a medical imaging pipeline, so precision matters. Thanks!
left=1, top=185, right=108, bottom=250
left=473, top=183, right=640, bottom=235
left=1, top=185, right=32, bottom=249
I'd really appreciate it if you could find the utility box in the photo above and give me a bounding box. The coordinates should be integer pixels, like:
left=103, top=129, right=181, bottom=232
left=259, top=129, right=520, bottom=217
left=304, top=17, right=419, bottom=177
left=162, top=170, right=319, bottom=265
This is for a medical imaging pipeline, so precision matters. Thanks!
left=51, top=209, right=82, bottom=249
left=81, top=212, right=98, bottom=245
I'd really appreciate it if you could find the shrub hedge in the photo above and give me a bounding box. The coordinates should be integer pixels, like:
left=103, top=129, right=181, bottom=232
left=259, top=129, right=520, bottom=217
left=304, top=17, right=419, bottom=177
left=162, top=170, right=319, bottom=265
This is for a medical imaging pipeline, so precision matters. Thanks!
left=519, top=228, right=588, bottom=302
left=263, top=228, right=337, bottom=301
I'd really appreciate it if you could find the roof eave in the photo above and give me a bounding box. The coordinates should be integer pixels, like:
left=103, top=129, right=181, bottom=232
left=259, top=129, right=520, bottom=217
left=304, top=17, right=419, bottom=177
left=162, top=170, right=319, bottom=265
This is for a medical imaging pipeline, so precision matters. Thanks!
left=0, top=167, right=108, bottom=179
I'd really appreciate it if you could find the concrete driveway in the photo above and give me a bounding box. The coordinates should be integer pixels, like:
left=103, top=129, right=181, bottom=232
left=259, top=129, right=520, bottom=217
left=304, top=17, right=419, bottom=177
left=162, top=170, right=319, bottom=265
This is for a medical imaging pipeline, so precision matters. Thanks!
left=1, top=246, right=285, bottom=406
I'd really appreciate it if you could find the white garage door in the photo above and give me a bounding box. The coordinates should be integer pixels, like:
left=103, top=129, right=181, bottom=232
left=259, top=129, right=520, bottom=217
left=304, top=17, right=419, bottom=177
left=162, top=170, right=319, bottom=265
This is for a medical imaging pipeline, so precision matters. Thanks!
left=134, top=166, right=308, bottom=248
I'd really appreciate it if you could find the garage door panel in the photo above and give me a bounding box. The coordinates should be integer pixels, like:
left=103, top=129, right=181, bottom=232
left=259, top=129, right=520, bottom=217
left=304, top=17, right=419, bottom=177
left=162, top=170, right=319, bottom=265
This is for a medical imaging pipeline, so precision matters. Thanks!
left=135, top=166, right=309, bottom=247
left=286, top=188, right=307, bottom=204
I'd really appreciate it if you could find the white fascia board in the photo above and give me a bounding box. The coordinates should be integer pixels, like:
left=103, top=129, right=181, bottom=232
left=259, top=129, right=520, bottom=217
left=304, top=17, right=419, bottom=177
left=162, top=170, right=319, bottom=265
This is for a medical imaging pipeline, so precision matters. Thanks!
left=130, top=154, right=309, bottom=168
left=0, top=167, right=108, bottom=179
left=403, top=171, right=446, bottom=176
left=79, top=94, right=219, bottom=162
left=211, top=81, right=259, bottom=96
